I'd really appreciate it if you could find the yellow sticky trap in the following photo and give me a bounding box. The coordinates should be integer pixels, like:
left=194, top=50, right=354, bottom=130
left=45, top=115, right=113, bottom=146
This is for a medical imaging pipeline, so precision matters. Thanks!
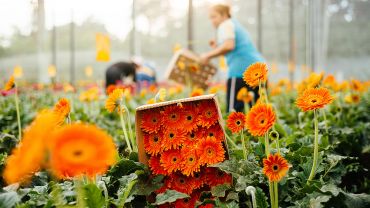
left=48, top=65, right=57, bottom=78
left=96, top=33, right=110, bottom=62
left=219, top=56, right=227, bottom=71
left=85, top=66, right=93, bottom=78
left=13, top=65, right=23, bottom=78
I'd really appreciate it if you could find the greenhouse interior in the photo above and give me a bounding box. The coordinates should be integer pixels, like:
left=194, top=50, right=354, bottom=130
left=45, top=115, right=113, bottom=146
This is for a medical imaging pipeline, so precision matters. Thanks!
left=0, top=0, right=369, bottom=207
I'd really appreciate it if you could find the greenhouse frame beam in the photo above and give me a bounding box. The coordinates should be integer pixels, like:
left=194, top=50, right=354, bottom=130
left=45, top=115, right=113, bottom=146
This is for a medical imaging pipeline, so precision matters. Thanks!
left=187, top=0, right=194, bottom=51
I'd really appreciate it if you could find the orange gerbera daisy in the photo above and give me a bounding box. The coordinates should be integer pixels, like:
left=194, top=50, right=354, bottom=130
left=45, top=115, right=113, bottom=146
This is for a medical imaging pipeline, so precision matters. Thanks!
left=350, top=80, right=365, bottom=92
left=148, top=155, right=168, bottom=175
left=206, top=167, right=232, bottom=186
left=197, top=101, right=219, bottom=128
left=190, top=87, right=204, bottom=97
left=236, top=87, right=253, bottom=103
left=306, top=72, right=324, bottom=88
left=181, top=147, right=201, bottom=176
left=243, top=62, right=268, bottom=88
left=106, top=84, right=116, bottom=94
left=168, top=173, right=195, bottom=194
left=161, top=105, right=186, bottom=130
left=197, top=137, right=225, bottom=165
left=182, top=104, right=199, bottom=132
left=263, top=153, right=289, bottom=182
left=3, top=110, right=59, bottom=184
left=48, top=124, right=117, bottom=179
left=226, top=112, right=246, bottom=133
left=160, top=149, right=183, bottom=174
left=105, top=88, right=124, bottom=113
left=344, top=93, right=361, bottom=104
left=4, top=75, right=15, bottom=91
left=245, top=103, right=276, bottom=136
left=144, top=133, right=164, bottom=156
left=53, top=98, right=71, bottom=119
left=162, top=128, right=186, bottom=150
left=204, top=124, right=224, bottom=142
left=141, top=110, right=162, bottom=133
left=296, top=87, right=334, bottom=112
left=183, top=130, right=202, bottom=147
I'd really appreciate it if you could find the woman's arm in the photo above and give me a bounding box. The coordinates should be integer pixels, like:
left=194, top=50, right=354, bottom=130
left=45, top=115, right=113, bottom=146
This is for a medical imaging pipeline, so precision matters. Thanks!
left=200, top=39, right=235, bottom=65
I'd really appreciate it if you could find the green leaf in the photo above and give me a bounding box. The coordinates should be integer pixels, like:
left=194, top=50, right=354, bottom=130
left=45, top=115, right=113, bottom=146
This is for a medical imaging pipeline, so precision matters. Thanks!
left=255, top=187, right=268, bottom=208
left=211, top=184, right=231, bottom=198
left=320, top=184, right=340, bottom=197
left=154, top=190, right=188, bottom=205
left=0, top=191, right=20, bottom=208
left=83, top=184, right=106, bottom=208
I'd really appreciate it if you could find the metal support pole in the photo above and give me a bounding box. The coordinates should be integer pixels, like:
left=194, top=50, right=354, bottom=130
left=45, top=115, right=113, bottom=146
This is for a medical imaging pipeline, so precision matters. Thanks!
left=70, top=10, right=75, bottom=84
left=257, top=0, right=263, bottom=52
left=288, top=0, right=295, bottom=84
left=130, top=0, right=136, bottom=57
left=187, top=0, right=194, bottom=51
left=51, top=11, right=57, bottom=67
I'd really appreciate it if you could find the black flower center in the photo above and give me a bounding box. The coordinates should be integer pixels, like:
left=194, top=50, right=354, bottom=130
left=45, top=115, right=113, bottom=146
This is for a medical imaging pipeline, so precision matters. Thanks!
left=187, top=115, right=192, bottom=121
left=169, top=133, right=174, bottom=138
left=171, top=114, right=177, bottom=119
left=311, top=99, right=317, bottom=103
left=273, top=164, right=279, bottom=171
left=73, top=150, right=83, bottom=157
left=209, top=132, right=214, bottom=137
left=179, top=179, right=185, bottom=184
left=236, top=120, right=241, bottom=125
left=172, top=157, right=177, bottom=162
left=190, top=133, right=195, bottom=138
left=153, top=136, right=159, bottom=142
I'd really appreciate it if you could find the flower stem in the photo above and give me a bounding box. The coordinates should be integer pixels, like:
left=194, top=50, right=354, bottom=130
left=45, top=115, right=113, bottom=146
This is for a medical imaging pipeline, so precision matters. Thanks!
left=119, top=112, right=133, bottom=153
left=322, top=109, right=329, bottom=134
left=258, top=79, right=262, bottom=102
left=225, top=133, right=239, bottom=149
left=274, top=182, right=279, bottom=208
left=14, top=87, right=22, bottom=140
left=269, top=181, right=275, bottom=208
left=264, top=81, right=270, bottom=104
left=264, top=132, right=270, bottom=156
left=123, top=105, right=137, bottom=152
left=307, top=109, right=319, bottom=183
left=241, top=130, right=247, bottom=159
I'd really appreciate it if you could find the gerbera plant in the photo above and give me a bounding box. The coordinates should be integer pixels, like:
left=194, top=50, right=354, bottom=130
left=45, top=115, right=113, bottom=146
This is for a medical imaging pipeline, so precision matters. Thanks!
left=138, top=98, right=231, bottom=207
left=296, top=87, right=333, bottom=183
left=3, top=75, right=22, bottom=140
left=226, top=112, right=248, bottom=159
left=105, top=88, right=136, bottom=152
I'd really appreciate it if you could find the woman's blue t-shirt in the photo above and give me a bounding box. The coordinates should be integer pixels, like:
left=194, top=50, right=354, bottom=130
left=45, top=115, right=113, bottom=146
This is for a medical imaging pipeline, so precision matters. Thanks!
left=217, top=19, right=264, bottom=78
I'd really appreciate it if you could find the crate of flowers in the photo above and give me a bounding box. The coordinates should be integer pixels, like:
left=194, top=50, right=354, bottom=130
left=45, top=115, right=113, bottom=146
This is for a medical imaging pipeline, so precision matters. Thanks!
left=135, top=94, right=232, bottom=207
left=165, top=49, right=217, bottom=90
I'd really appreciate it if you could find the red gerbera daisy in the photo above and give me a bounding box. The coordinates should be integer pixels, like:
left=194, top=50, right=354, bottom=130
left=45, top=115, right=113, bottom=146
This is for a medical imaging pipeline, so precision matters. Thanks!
left=141, top=110, right=162, bottom=133
left=161, top=105, right=186, bottom=130
left=181, top=147, right=201, bottom=176
left=197, top=137, right=225, bottom=165
left=226, top=112, right=246, bottom=133
left=148, top=155, right=168, bottom=176
left=168, top=173, right=195, bottom=194
left=197, top=101, right=219, bottom=128
left=182, top=103, right=199, bottom=132
left=155, top=177, right=171, bottom=194
left=174, top=192, right=199, bottom=208
left=144, top=133, right=164, bottom=156
left=189, top=171, right=206, bottom=190
left=162, top=128, right=186, bottom=150
left=203, top=124, right=224, bottom=142
left=205, top=167, right=232, bottom=186
left=160, top=149, right=183, bottom=174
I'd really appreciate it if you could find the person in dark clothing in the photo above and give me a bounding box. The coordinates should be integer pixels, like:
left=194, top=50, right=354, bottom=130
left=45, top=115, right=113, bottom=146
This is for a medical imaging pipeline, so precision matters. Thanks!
left=226, top=79, right=259, bottom=112
left=105, top=62, right=137, bottom=88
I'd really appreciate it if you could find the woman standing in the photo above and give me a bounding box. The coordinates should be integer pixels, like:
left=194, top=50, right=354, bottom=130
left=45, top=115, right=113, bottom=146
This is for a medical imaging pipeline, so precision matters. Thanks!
left=200, top=4, right=264, bottom=112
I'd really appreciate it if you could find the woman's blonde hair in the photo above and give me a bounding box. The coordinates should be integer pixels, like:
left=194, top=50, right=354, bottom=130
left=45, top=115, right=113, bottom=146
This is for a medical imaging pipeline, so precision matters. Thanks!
left=211, top=4, right=231, bottom=18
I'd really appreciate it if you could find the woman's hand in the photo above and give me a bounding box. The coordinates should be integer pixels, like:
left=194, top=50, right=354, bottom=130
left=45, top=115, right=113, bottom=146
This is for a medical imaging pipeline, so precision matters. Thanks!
left=200, top=53, right=211, bottom=66
left=209, top=39, right=217, bottom=49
